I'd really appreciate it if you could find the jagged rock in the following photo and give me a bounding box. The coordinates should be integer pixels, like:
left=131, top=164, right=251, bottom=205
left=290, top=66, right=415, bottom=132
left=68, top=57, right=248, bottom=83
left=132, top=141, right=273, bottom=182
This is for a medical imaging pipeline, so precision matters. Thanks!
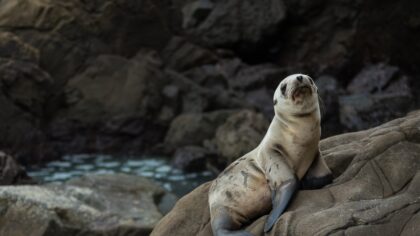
left=182, top=64, right=230, bottom=92
left=0, top=56, right=54, bottom=162
left=172, top=146, right=216, bottom=172
left=64, top=51, right=164, bottom=119
left=0, top=174, right=176, bottom=236
left=0, top=151, right=34, bottom=185
left=244, top=88, right=275, bottom=119
left=179, top=59, right=285, bottom=118
left=213, top=110, right=269, bottom=165
left=163, top=110, right=237, bottom=152
left=272, top=0, right=362, bottom=72
left=162, top=36, right=218, bottom=71
left=316, top=75, right=344, bottom=137
left=316, top=75, right=342, bottom=116
left=166, top=109, right=269, bottom=169
left=0, top=32, right=39, bottom=63
left=151, top=110, right=420, bottom=236
left=226, top=63, right=285, bottom=117
left=227, top=63, right=284, bottom=91
left=0, top=59, right=52, bottom=116
left=0, top=0, right=172, bottom=82
left=0, top=0, right=418, bottom=166
left=48, top=50, right=167, bottom=154
left=347, top=64, right=400, bottom=94
left=163, top=69, right=248, bottom=114
left=339, top=64, right=413, bottom=131
left=181, top=0, right=286, bottom=48
left=339, top=93, right=413, bottom=131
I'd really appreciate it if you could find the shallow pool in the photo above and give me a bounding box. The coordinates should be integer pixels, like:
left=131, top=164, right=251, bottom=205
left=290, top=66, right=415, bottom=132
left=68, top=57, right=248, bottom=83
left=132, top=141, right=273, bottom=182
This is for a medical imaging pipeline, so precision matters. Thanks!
left=27, top=154, right=215, bottom=196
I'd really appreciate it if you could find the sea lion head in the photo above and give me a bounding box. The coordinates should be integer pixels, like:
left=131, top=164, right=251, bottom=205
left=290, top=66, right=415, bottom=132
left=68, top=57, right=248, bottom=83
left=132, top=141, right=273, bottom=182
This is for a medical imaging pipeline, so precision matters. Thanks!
left=273, top=74, right=319, bottom=116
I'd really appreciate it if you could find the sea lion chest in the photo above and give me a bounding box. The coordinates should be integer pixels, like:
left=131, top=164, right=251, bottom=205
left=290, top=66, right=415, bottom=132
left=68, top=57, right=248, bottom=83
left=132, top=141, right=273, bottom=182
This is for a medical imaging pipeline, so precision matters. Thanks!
left=278, top=119, right=320, bottom=178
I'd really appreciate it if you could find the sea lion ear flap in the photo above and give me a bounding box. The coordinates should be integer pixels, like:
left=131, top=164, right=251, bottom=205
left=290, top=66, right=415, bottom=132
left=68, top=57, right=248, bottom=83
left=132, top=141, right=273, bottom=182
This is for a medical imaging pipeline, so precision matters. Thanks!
left=274, top=99, right=277, bottom=105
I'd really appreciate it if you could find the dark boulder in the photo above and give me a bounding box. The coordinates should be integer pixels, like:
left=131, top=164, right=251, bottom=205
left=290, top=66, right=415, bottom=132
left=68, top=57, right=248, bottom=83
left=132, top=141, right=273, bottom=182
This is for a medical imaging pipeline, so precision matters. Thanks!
left=172, top=146, right=216, bottom=172
left=181, top=0, right=287, bottom=51
left=0, top=32, right=55, bottom=162
left=0, top=151, right=34, bottom=185
left=0, top=0, right=173, bottom=82
left=212, top=110, right=270, bottom=165
left=339, top=64, right=413, bottom=131
left=163, top=110, right=237, bottom=153
left=48, top=50, right=167, bottom=155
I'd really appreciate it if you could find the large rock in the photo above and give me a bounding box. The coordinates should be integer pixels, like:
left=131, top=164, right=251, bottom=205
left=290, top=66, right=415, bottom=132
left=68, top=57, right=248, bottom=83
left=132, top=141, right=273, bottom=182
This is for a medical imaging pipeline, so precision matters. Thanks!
left=0, top=61, right=49, bottom=158
left=346, top=63, right=401, bottom=94
left=0, top=174, right=177, bottom=236
left=163, top=68, right=249, bottom=114
left=0, top=151, right=34, bottom=185
left=48, top=51, right=167, bottom=154
left=163, top=110, right=237, bottom=152
left=177, top=58, right=286, bottom=118
left=213, top=110, right=269, bottom=165
left=172, top=145, right=216, bottom=172
left=0, top=32, right=39, bottom=63
left=0, top=0, right=173, bottom=82
left=162, top=36, right=218, bottom=71
left=339, top=64, right=413, bottom=131
left=181, top=0, right=286, bottom=50
left=166, top=109, right=269, bottom=170
left=0, top=32, right=55, bottom=162
left=316, top=75, right=345, bottom=137
left=151, top=110, right=420, bottom=236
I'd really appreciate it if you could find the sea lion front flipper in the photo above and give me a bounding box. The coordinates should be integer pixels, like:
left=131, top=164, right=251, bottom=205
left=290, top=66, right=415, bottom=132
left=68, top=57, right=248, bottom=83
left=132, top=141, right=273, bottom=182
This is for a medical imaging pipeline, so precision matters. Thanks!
left=301, top=151, right=333, bottom=189
left=264, top=177, right=298, bottom=233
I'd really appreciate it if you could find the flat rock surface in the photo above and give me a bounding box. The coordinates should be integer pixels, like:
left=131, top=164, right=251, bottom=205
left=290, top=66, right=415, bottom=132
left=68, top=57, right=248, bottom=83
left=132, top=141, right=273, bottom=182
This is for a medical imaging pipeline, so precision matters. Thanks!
left=0, top=173, right=176, bottom=236
left=151, top=110, right=420, bottom=236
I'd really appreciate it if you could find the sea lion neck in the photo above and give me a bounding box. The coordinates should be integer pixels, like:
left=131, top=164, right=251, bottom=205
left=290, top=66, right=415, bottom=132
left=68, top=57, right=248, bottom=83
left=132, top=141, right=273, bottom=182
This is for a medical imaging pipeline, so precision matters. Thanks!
left=273, top=108, right=320, bottom=127
left=259, top=109, right=321, bottom=154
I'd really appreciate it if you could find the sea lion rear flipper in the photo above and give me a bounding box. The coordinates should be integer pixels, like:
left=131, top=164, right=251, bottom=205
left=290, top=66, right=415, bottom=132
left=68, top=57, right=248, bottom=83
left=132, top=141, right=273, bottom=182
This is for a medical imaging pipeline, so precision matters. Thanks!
left=211, top=206, right=255, bottom=236
left=264, top=177, right=298, bottom=233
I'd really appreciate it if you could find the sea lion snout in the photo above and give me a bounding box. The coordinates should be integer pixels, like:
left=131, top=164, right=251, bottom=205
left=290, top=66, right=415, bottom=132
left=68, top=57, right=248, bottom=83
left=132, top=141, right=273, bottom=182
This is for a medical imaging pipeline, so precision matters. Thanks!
left=292, top=85, right=312, bottom=103
left=291, top=75, right=313, bottom=103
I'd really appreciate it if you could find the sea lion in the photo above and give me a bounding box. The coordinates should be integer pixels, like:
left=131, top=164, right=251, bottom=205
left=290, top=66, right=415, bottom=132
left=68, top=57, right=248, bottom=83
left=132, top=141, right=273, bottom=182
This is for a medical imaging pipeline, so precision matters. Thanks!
left=208, top=74, right=332, bottom=236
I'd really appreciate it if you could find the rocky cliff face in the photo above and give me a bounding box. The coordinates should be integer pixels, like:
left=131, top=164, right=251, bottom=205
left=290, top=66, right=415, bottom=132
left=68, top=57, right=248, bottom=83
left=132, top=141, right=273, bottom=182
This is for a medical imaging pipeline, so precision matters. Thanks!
left=151, top=110, right=420, bottom=236
left=0, top=0, right=419, bottom=164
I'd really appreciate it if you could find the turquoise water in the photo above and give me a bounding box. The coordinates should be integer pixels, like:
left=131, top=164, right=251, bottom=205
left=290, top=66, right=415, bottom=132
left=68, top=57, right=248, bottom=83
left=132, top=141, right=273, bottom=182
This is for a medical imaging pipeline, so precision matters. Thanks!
left=27, top=154, right=215, bottom=196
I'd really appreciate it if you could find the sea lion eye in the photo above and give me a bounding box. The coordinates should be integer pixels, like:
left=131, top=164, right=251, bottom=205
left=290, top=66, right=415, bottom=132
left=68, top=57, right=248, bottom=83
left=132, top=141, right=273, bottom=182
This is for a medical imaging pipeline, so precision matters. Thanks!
left=281, top=84, right=287, bottom=96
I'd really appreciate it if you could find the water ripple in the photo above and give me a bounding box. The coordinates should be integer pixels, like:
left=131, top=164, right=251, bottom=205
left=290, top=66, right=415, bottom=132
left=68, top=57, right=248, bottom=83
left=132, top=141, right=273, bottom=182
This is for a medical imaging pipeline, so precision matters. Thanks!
left=27, top=154, right=214, bottom=196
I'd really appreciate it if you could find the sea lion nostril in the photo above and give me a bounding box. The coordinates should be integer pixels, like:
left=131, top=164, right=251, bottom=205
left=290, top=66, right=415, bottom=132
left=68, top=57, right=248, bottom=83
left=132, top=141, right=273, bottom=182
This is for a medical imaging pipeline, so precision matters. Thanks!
left=297, top=76, right=303, bottom=82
